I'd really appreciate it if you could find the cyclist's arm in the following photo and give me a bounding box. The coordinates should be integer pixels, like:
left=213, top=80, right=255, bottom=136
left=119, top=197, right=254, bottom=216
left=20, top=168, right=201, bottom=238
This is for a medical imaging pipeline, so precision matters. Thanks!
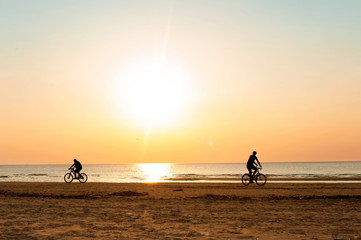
left=255, top=157, right=262, bottom=168
left=69, top=163, right=75, bottom=169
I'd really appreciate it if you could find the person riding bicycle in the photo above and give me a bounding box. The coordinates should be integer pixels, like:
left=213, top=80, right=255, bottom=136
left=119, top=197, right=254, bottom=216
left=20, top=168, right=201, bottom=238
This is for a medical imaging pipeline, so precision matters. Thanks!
left=69, top=159, right=82, bottom=179
left=247, top=151, right=262, bottom=183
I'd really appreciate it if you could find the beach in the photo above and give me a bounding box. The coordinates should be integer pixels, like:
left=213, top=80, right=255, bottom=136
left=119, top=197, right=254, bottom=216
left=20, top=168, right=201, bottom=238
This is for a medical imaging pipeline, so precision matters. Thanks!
left=1, top=182, right=361, bottom=239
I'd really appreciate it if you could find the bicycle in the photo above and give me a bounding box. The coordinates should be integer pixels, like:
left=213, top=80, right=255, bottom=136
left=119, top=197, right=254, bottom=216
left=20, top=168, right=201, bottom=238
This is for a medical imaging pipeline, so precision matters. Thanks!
left=64, top=168, right=88, bottom=183
left=242, top=166, right=267, bottom=186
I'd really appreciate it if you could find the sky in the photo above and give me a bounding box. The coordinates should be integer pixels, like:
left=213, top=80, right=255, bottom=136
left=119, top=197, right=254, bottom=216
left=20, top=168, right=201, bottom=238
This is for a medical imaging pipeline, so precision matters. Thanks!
left=1, top=0, right=361, bottom=164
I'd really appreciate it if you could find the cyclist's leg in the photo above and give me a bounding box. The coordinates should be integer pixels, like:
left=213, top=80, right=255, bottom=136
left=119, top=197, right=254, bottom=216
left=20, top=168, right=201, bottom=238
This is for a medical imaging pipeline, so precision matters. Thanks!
left=78, top=167, right=83, bottom=178
left=247, top=166, right=254, bottom=182
left=74, top=169, right=80, bottom=178
left=250, top=166, right=257, bottom=182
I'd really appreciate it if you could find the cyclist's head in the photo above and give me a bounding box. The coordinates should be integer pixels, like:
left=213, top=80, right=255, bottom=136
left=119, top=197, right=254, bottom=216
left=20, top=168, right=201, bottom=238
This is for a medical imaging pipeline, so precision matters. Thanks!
left=73, top=159, right=77, bottom=162
left=253, top=151, right=257, bottom=155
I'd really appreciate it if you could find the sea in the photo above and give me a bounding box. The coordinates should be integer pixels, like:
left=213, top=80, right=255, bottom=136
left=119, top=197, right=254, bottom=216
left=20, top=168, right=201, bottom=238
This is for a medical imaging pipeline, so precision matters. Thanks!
left=0, top=162, right=361, bottom=183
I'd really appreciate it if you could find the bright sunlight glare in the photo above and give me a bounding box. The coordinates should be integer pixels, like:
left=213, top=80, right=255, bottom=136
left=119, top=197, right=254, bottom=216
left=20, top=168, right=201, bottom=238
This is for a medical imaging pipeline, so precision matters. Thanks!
left=116, top=59, right=195, bottom=126
left=138, top=163, right=172, bottom=182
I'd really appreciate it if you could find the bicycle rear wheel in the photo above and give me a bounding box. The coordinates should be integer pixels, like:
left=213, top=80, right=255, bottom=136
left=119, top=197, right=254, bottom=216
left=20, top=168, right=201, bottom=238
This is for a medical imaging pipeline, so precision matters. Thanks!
left=64, top=173, right=73, bottom=183
left=256, top=174, right=267, bottom=186
left=78, top=173, right=88, bottom=183
left=242, top=174, right=251, bottom=186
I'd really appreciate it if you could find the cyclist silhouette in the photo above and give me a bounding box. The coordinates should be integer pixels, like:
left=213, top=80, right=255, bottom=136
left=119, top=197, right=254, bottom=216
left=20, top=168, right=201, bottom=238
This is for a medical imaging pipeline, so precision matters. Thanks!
left=69, top=159, right=82, bottom=179
left=247, top=151, right=262, bottom=183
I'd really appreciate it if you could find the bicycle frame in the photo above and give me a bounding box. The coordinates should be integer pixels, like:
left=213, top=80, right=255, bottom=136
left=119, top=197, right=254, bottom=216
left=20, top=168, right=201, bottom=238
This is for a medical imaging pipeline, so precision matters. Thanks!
left=69, top=168, right=79, bottom=178
left=242, top=166, right=267, bottom=186
left=64, top=168, right=87, bottom=183
left=250, top=167, right=261, bottom=179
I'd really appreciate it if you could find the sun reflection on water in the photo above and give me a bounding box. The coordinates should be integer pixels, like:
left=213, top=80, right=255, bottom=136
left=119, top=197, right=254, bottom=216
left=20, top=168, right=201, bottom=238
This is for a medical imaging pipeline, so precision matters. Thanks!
left=137, top=163, right=172, bottom=182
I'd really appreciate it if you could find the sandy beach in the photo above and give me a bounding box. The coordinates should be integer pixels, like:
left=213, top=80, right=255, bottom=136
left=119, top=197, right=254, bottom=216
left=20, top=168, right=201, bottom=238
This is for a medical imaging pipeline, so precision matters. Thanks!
left=1, top=182, right=361, bottom=239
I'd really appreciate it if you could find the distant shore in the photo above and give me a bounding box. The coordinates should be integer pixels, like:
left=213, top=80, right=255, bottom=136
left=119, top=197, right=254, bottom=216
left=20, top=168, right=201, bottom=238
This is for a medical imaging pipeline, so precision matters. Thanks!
left=1, top=182, right=361, bottom=239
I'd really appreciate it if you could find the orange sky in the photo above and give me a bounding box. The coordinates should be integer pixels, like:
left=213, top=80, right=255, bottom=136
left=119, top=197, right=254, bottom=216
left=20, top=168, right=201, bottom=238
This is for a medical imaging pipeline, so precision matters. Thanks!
left=1, top=1, right=361, bottom=164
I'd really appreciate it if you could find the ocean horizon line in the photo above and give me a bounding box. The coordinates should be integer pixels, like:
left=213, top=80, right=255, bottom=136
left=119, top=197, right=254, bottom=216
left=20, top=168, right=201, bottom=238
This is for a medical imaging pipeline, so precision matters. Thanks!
left=1, top=160, right=361, bottom=166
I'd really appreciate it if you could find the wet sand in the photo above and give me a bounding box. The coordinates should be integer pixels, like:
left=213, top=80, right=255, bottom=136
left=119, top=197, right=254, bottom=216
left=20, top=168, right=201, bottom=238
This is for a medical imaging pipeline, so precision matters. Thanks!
left=1, top=182, right=361, bottom=239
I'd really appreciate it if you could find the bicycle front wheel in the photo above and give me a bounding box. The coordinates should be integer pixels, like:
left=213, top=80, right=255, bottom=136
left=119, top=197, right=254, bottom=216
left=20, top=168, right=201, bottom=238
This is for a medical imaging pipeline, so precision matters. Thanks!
left=64, top=173, right=73, bottom=183
left=242, top=174, right=251, bottom=186
left=256, top=174, right=267, bottom=186
left=78, top=173, right=88, bottom=183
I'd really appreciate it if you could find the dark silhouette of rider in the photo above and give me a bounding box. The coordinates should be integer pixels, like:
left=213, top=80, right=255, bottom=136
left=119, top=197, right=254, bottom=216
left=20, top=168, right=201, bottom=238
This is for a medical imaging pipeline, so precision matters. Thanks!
left=69, top=159, right=82, bottom=179
left=247, top=151, right=262, bottom=183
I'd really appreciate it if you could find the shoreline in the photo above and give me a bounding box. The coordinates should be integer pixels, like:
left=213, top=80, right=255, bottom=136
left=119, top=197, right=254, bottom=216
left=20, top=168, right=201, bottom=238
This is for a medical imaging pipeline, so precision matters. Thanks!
left=165, top=176, right=361, bottom=181
left=2, top=176, right=361, bottom=184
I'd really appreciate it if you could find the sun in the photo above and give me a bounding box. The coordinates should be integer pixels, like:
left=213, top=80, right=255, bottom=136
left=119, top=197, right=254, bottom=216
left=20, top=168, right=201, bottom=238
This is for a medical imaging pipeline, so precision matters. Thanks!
left=119, top=59, right=195, bottom=126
